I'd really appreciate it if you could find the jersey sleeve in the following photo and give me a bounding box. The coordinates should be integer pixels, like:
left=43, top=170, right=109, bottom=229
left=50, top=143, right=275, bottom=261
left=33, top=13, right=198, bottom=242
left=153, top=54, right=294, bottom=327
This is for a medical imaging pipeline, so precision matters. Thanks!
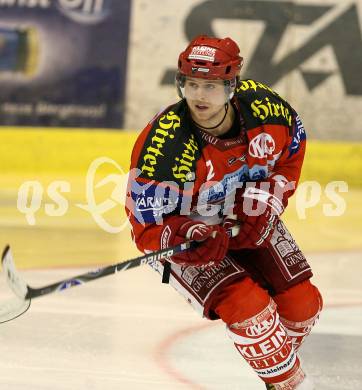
left=125, top=108, right=198, bottom=253
left=269, top=111, right=306, bottom=193
left=237, top=79, right=307, bottom=193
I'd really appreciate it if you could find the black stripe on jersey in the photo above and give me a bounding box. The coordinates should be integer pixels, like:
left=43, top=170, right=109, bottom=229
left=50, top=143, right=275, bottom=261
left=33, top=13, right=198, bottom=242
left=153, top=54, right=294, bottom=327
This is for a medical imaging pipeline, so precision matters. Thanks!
left=136, top=101, right=201, bottom=184
left=235, top=79, right=295, bottom=132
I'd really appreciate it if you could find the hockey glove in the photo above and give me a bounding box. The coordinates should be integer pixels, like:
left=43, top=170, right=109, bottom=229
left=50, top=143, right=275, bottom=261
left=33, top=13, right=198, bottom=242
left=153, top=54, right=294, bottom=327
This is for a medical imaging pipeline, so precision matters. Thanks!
left=161, top=216, right=229, bottom=266
left=224, top=180, right=292, bottom=250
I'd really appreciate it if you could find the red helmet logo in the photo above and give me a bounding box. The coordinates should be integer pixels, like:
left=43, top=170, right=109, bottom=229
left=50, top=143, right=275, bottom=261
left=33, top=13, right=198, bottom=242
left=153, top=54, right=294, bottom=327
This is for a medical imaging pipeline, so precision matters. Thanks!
left=178, top=35, right=243, bottom=80
left=188, top=46, right=217, bottom=62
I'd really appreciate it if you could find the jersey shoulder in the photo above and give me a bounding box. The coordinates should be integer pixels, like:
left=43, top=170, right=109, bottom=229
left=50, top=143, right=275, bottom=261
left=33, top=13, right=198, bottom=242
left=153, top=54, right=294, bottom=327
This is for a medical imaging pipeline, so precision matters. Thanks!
left=132, top=100, right=201, bottom=184
left=235, top=79, right=295, bottom=128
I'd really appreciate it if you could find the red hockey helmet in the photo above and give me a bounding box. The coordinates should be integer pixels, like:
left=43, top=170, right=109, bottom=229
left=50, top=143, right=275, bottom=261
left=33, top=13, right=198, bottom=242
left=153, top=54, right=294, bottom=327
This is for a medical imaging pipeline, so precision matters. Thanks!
left=178, top=35, right=243, bottom=80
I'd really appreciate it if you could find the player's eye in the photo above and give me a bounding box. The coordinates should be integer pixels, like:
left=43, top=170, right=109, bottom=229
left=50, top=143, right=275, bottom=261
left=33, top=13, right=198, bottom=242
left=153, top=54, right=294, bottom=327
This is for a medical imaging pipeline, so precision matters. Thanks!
left=188, top=82, right=198, bottom=89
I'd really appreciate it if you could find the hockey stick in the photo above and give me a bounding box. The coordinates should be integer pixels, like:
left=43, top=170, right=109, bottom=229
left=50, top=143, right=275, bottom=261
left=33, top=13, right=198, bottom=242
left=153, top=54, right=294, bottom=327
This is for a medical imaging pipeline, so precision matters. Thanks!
left=0, top=241, right=194, bottom=323
left=0, top=225, right=239, bottom=323
left=1, top=242, right=194, bottom=300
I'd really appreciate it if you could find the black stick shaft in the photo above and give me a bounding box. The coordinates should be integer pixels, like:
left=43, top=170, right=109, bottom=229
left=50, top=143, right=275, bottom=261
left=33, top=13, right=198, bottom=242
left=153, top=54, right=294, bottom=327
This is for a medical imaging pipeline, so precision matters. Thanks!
left=25, top=242, right=194, bottom=299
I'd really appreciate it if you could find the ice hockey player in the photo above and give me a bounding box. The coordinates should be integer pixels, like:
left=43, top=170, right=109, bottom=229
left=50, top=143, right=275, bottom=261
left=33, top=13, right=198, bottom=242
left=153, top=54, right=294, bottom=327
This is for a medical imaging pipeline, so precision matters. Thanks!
left=126, top=35, right=323, bottom=389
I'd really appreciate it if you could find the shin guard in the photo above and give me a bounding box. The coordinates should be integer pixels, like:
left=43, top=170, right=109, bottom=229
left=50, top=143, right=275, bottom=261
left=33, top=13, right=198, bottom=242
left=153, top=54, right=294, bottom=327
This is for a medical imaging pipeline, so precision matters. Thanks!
left=227, top=299, right=302, bottom=385
left=279, top=313, right=320, bottom=353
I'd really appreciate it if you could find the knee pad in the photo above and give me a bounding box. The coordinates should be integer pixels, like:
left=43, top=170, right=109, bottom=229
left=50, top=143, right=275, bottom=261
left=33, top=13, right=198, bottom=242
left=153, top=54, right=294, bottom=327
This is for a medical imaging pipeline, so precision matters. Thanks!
left=213, top=277, right=270, bottom=325
left=274, top=280, right=323, bottom=322
left=274, top=280, right=323, bottom=350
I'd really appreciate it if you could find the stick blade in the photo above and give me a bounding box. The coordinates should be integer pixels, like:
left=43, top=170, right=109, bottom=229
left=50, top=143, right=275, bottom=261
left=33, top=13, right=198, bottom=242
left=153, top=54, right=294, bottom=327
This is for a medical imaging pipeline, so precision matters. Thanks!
left=1, top=246, right=29, bottom=300
left=0, top=298, right=31, bottom=324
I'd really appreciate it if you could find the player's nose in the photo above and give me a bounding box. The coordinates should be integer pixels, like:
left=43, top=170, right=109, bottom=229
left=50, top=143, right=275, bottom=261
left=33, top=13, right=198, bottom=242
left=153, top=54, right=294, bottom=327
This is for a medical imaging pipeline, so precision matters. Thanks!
left=194, top=86, right=207, bottom=100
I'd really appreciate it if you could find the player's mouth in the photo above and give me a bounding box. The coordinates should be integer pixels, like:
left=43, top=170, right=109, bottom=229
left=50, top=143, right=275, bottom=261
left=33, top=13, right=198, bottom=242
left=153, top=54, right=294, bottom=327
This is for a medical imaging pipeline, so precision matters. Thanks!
left=194, top=104, right=209, bottom=111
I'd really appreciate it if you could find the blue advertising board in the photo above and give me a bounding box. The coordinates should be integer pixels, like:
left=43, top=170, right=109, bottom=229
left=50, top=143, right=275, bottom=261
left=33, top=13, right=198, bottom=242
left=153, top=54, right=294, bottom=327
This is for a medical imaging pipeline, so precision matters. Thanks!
left=0, top=0, right=131, bottom=128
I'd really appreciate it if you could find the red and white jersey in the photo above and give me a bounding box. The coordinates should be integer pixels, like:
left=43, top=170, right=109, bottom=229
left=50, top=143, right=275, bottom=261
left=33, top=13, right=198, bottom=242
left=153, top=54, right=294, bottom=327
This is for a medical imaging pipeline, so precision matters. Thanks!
left=126, top=79, right=306, bottom=253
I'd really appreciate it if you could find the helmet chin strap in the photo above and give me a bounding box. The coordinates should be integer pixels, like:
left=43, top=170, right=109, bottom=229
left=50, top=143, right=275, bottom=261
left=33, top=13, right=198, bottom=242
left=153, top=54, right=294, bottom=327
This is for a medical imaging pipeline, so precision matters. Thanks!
left=192, top=102, right=229, bottom=130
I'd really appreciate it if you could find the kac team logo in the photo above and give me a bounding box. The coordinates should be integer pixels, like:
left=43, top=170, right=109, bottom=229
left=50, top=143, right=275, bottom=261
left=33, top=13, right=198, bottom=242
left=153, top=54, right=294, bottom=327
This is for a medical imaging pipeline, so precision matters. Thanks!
left=56, top=0, right=110, bottom=24
left=249, top=133, right=276, bottom=159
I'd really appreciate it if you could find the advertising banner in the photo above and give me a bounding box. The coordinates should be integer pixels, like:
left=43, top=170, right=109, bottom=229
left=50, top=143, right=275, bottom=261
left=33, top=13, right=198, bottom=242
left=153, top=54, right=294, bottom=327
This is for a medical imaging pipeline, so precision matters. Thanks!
left=0, top=0, right=131, bottom=128
left=126, top=0, right=362, bottom=140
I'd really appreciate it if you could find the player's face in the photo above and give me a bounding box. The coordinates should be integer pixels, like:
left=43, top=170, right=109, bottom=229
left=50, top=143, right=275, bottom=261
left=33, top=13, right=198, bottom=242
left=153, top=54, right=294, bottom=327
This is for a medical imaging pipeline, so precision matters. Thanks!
left=184, top=77, right=228, bottom=126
